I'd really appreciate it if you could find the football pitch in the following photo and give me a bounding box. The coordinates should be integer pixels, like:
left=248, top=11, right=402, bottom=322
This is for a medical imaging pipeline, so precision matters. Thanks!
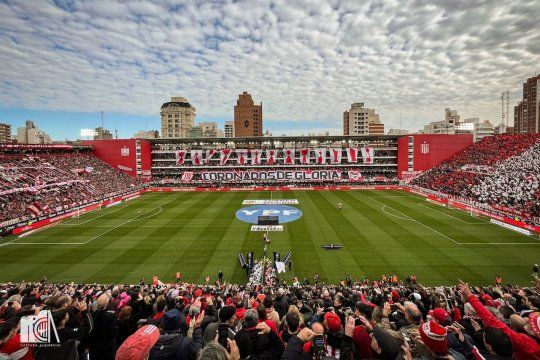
left=0, top=190, right=538, bottom=286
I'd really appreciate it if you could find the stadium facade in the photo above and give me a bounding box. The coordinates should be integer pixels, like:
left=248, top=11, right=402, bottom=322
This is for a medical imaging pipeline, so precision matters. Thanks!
left=83, top=134, right=472, bottom=184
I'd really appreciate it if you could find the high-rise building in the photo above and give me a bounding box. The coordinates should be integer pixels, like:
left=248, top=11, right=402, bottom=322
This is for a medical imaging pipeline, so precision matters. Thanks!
left=514, top=74, right=539, bottom=134
left=189, top=125, right=203, bottom=138
left=234, top=92, right=262, bottom=137
left=224, top=121, right=234, bottom=138
left=343, top=102, right=383, bottom=135
left=0, top=123, right=12, bottom=143
left=134, top=130, right=159, bottom=139
left=160, top=97, right=196, bottom=138
left=94, top=127, right=113, bottom=140
left=17, top=121, right=52, bottom=144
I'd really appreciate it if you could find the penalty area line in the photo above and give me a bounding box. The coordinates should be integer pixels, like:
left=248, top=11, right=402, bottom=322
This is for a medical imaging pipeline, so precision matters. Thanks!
left=369, top=196, right=460, bottom=245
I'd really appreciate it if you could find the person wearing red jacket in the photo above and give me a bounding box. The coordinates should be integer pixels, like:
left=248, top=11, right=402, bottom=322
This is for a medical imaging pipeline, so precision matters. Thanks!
left=459, top=281, right=540, bottom=360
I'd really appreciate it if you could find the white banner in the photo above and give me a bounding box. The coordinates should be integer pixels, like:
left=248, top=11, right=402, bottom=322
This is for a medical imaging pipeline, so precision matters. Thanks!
left=251, top=149, right=261, bottom=165
left=176, top=150, right=187, bottom=165
left=266, top=149, right=277, bottom=165
left=329, top=148, right=342, bottom=164
left=490, top=219, right=532, bottom=236
left=251, top=225, right=284, bottom=232
left=276, top=261, right=286, bottom=273
left=200, top=169, right=342, bottom=182
left=220, top=149, right=233, bottom=165
left=191, top=150, right=203, bottom=165
left=347, top=170, right=363, bottom=181
left=284, top=149, right=295, bottom=164
left=299, top=149, right=310, bottom=164
left=243, top=199, right=299, bottom=205
left=237, top=149, right=248, bottom=165
left=361, top=147, right=374, bottom=164
left=205, top=149, right=216, bottom=164
left=315, top=148, right=326, bottom=164
left=346, top=148, right=358, bottom=163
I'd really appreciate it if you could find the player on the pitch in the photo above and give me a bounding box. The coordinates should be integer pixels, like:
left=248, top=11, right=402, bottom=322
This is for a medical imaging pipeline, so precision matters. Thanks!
left=138, top=210, right=141, bottom=217
left=337, top=202, right=343, bottom=211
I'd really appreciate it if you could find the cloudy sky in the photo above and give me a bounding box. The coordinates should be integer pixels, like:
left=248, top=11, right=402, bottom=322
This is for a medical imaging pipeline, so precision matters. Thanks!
left=0, top=0, right=538, bottom=140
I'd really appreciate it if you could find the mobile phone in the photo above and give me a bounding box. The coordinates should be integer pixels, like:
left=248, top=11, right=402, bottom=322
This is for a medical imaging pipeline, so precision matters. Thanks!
left=312, top=335, right=325, bottom=359
left=218, top=323, right=229, bottom=348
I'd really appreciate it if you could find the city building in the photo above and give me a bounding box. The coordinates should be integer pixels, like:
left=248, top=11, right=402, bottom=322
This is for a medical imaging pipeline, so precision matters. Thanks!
left=422, top=108, right=461, bottom=135
left=189, top=125, right=203, bottom=138
left=388, top=128, right=409, bottom=135
left=199, top=122, right=220, bottom=138
left=134, top=130, right=159, bottom=139
left=16, top=121, right=52, bottom=144
left=94, top=127, right=113, bottom=140
left=234, top=92, right=262, bottom=137
left=0, top=123, right=12, bottom=143
left=514, top=74, right=539, bottom=134
left=160, top=97, right=196, bottom=138
left=343, top=102, right=383, bottom=135
left=422, top=110, right=494, bottom=142
left=224, top=121, right=234, bottom=138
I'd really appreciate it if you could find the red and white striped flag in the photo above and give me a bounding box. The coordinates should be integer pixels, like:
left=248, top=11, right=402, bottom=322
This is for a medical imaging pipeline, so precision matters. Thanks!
left=204, top=149, right=216, bottom=164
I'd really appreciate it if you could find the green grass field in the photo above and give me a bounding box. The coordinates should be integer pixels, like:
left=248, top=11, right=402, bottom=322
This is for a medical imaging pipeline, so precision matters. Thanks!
left=0, top=190, right=538, bottom=286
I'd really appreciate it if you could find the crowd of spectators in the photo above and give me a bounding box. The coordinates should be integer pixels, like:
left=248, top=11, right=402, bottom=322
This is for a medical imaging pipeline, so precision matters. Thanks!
left=0, top=152, right=143, bottom=224
left=412, top=135, right=540, bottom=218
left=1, top=276, right=540, bottom=359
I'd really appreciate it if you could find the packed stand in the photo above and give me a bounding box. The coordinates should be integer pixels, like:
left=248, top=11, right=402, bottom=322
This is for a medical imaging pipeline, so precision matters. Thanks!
left=411, top=134, right=540, bottom=218
left=0, top=152, right=143, bottom=223
left=2, top=274, right=540, bottom=359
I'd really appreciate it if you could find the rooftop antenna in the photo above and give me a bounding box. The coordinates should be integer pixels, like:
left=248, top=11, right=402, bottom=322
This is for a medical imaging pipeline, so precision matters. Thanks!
left=115, top=125, right=118, bottom=139
left=399, top=113, right=402, bottom=131
left=100, top=111, right=104, bottom=129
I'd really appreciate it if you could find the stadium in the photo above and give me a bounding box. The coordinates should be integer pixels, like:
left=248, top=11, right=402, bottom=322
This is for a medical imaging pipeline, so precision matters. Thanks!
left=2, top=133, right=540, bottom=358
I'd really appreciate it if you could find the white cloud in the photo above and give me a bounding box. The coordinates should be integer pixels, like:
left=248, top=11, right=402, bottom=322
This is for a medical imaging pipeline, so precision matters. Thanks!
left=0, top=0, right=538, bottom=133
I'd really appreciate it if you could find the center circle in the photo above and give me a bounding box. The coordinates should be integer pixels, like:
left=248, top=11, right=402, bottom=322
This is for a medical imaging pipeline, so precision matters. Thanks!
left=235, top=205, right=303, bottom=224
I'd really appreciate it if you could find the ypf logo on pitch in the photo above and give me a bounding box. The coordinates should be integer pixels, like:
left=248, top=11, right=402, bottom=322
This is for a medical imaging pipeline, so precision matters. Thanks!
left=236, top=205, right=303, bottom=224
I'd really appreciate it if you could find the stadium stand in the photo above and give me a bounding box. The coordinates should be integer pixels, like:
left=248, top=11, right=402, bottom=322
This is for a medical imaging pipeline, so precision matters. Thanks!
left=1, top=278, right=540, bottom=359
left=411, top=134, right=540, bottom=220
left=0, top=150, right=143, bottom=223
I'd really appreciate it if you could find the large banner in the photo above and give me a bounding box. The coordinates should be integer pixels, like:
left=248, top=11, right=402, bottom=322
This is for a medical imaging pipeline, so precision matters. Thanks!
left=200, top=169, right=342, bottom=182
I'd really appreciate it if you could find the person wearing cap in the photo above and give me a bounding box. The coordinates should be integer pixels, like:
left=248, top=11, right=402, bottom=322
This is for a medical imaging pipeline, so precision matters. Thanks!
left=116, top=325, right=160, bottom=360
left=149, top=308, right=204, bottom=360
left=459, top=281, right=540, bottom=360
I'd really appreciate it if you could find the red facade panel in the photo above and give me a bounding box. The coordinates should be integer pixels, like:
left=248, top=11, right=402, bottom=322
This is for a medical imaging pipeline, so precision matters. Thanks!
left=397, top=134, right=473, bottom=179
